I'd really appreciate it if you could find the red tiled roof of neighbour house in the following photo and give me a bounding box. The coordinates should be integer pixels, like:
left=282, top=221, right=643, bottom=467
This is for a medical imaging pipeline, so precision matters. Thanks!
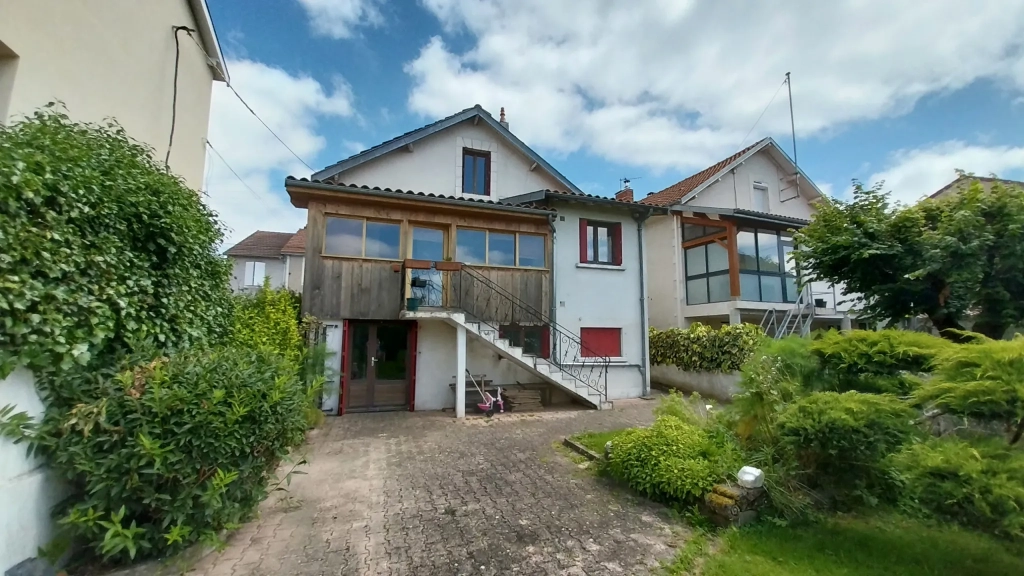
left=281, top=228, right=306, bottom=255
left=639, top=139, right=767, bottom=206
left=929, top=175, right=1024, bottom=199
left=223, top=231, right=295, bottom=258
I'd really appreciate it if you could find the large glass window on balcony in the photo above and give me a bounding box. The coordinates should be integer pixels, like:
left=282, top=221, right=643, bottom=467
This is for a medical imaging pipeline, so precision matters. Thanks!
left=737, top=228, right=798, bottom=303
left=684, top=240, right=730, bottom=305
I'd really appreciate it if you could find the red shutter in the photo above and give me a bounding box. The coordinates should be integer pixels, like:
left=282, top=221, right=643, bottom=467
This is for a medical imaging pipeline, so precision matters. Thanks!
left=580, top=328, right=622, bottom=358
left=579, top=218, right=589, bottom=263
left=612, top=223, right=623, bottom=266
left=541, top=326, right=550, bottom=359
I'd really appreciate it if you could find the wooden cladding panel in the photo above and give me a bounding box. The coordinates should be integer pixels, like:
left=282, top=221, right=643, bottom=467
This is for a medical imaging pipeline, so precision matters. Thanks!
left=459, top=266, right=549, bottom=325
left=303, top=197, right=550, bottom=321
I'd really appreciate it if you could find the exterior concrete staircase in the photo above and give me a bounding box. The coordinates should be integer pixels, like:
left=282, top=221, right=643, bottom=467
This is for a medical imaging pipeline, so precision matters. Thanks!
left=402, top=309, right=610, bottom=410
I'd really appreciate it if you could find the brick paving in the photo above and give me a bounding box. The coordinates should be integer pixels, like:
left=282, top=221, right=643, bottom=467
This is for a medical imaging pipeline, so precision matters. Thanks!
left=190, top=399, right=678, bottom=576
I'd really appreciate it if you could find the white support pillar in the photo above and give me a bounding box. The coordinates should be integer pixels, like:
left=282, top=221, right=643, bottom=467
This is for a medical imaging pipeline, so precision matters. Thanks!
left=841, top=314, right=853, bottom=332
left=455, top=324, right=466, bottom=418
left=728, top=308, right=742, bottom=326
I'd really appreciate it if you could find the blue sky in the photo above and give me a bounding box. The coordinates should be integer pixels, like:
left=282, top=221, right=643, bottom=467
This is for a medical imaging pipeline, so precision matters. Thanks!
left=203, top=0, right=1024, bottom=245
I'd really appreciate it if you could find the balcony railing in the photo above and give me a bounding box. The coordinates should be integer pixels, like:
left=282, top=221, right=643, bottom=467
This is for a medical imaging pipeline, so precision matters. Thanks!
left=401, top=260, right=608, bottom=401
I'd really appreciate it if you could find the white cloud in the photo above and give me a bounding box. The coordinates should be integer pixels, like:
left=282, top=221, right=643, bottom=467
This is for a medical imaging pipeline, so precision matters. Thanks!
left=866, top=141, right=1024, bottom=203
left=205, top=59, right=354, bottom=247
left=407, top=0, right=1024, bottom=173
left=295, top=0, right=383, bottom=39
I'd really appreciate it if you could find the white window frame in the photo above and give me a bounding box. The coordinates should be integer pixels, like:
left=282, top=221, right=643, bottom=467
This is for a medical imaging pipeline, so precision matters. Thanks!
left=752, top=182, right=769, bottom=212
left=244, top=261, right=266, bottom=287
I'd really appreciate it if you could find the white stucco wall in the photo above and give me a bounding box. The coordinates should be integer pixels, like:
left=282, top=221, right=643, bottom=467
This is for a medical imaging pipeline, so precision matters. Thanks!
left=0, top=369, right=66, bottom=573
left=229, top=256, right=286, bottom=293
left=685, top=150, right=816, bottom=221
left=330, top=120, right=565, bottom=200
left=414, top=320, right=540, bottom=411
left=644, top=214, right=683, bottom=330
left=551, top=203, right=646, bottom=399
left=0, top=0, right=217, bottom=189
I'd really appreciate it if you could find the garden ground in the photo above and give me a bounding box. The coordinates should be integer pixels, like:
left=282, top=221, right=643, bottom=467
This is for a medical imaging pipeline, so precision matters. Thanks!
left=189, top=400, right=677, bottom=576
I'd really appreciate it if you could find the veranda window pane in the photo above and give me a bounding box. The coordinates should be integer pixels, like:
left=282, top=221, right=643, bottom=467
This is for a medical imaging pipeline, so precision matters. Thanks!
left=365, top=221, right=401, bottom=259
left=456, top=229, right=487, bottom=264
left=708, top=274, right=731, bottom=303
left=687, top=278, right=709, bottom=305
left=740, top=273, right=760, bottom=301
left=488, top=232, right=515, bottom=266
left=737, top=229, right=758, bottom=270
left=785, top=276, right=798, bottom=303
left=707, top=242, right=729, bottom=273
left=685, top=245, right=707, bottom=276
left=760, top=275, right=784, bottom=302
left=518, top=234, right=545, bottom=267
left=757, top=231, right=781, bottom=272
left=683, top=223, right=705, bottom=240
left=324, top=217, right=363, bottom=256
left=411, top=227, right=445, bottom=260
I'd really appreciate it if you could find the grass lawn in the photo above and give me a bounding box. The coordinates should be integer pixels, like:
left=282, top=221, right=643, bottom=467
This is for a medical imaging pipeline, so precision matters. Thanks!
left=690, top=513, right=1024, bottom=576
left=570, top=428, right=629, bottom=453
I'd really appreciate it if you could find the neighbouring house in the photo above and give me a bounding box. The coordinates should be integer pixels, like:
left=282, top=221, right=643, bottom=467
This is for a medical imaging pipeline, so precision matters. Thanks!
left=224, top=229, right=305, bottom=293
left=0, top=0, right=226, bottom=190
left=641, top=138, right=861, bottom=334
left=0, top=2, right=226, bottom=571
left=930, top=174, right=1024, bottom=200
left=287, top=105, right=663, bottom=417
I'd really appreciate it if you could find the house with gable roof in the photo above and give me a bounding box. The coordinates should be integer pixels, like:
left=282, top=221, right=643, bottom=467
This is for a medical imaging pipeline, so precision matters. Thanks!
left=641, top=138, right=861, bottom=335
left=286, top=105, right=665, bottom=416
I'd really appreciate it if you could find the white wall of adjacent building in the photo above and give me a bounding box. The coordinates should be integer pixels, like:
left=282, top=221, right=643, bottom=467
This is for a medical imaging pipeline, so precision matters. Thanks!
left=0, top=370, right=66, bottom=573
left=0, top=0, right=219, bottom=190
left=332, top=119, right=566, bottom=200
left=684, top=149, right=816, bottom=220
left=229, top=256, right=287, bottom=293
left=551, top=203, right=648, bottom=399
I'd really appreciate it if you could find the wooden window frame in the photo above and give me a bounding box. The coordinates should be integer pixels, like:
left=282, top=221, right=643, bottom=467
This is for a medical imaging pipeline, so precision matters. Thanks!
left=580, top=327, right=622, bottom=358
left=407, top=224, right=449, bottom=261
left=322, top=215, right=403, bottom=261
left=462, top=148, right=491, bottom=196
left=579, top=219, right=622, bottom=265
left=454, top=226, right=547, bottom=269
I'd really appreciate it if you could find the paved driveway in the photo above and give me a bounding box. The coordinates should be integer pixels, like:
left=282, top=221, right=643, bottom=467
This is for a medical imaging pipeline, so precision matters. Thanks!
left=191, top=400, right=677, bottom=576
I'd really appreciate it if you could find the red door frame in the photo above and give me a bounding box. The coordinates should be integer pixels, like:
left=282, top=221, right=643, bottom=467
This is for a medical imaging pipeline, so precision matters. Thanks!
left=339, top=319, right=418, bottom=415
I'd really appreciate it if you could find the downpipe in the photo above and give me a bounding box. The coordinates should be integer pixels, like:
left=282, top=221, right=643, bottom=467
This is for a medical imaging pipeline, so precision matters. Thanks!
left=633, top=209, right=653, bottom=397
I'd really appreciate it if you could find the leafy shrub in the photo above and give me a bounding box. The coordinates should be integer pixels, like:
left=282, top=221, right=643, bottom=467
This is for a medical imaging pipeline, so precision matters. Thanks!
left=0, top=107, right=232, bottom=377
left=913, top=337, right=1024, bottom=444
left=777, top=392, right=918, bottom=497
left=606, top=416, right=742, bottom=506
left=891, top=437, right=1024, bottom=539
left=653, top=389, right=709, bottom=427
left=809, top=330, right=952, bottom=394
left=730, top=337, right=814, bottom=446
left=36, top=346, right=308, bottom=562
left=649, top=323, right=763, bottom=373
left=230, top=280, right=303, bottom=366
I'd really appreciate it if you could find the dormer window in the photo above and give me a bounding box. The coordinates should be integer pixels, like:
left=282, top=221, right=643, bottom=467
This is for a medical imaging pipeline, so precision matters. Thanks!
left=462, top=148, right=491, bottom=195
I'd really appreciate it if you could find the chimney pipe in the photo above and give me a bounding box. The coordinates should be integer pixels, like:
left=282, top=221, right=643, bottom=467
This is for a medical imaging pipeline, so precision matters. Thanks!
left=499, top=107, right=509, bottom=129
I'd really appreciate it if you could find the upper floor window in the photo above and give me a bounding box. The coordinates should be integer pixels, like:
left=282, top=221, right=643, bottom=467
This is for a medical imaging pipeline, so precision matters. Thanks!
left=579, top=219, right=622, bottom=265
left=324, top=216, right=401, bottom=259
left=243, top=261, right=266, bottom=286
left=737, top=228, right=797, bottom=303
left=455, top=228, right=546, bottom=268
left=462, top=148, right=491, bottom=195
left=752, top=182, right=769, bottom=212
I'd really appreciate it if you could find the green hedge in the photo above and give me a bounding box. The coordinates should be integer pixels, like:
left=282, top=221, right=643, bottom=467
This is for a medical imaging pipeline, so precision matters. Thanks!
left=0, top=108, right=232, bottom=377
left=777, top=391, right=918, bottom=498
left=39, top=346, right=309, bottom=562
left=649, top=324, right=763, bottom=373
left=891, top=436, right=1024, bottom=540
left=230, top=281, right=303, bottom=367
left=605, top=415, right=742, bottom=506
left=809, top=330, right=952, bottom=394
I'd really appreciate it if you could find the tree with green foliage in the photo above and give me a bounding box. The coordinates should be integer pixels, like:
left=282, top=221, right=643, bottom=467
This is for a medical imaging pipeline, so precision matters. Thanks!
left=229, top=279, right=303, bottom=367
left=793, top=178, right=1024, bottom=340
left=0, top=106, right=233, bottom=377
